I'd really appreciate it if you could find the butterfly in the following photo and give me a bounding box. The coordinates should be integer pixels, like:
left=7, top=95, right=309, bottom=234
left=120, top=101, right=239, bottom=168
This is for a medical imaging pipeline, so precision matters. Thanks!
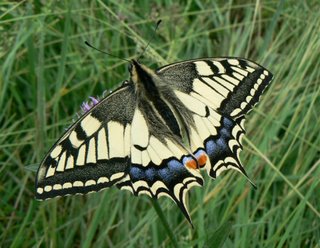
left=35, top=57, right=273, bottom=224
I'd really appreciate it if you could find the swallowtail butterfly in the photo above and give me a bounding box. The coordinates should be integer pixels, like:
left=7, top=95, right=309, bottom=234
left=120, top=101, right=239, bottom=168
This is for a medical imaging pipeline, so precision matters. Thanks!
left=35, top=57, right=273, bottom=224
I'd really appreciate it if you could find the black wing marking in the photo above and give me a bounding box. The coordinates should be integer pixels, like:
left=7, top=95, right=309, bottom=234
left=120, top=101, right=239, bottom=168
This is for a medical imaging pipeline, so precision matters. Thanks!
left=156, top=57, right=273, bottom=120
left=35, top=84, right=136, bottom=199
left=116, top=99, right=203, bottom=224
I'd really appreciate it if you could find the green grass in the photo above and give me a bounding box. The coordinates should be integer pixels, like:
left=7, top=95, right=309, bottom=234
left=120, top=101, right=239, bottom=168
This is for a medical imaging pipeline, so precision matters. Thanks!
left=1, top=0, right=320, bottom=247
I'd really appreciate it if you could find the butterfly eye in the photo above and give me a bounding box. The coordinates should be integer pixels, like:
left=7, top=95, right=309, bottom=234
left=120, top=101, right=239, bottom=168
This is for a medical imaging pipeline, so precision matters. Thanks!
left=122, top=80, right=129, bottom=86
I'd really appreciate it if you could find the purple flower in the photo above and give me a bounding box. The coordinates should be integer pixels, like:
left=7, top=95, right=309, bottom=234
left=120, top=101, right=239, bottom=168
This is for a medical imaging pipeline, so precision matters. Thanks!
left=80, top=96, right=99, bottom=113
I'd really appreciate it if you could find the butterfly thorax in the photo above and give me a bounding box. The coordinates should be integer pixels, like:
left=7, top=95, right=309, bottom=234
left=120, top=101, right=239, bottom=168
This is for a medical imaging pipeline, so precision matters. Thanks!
left=129, top=60, right=184, bottom=140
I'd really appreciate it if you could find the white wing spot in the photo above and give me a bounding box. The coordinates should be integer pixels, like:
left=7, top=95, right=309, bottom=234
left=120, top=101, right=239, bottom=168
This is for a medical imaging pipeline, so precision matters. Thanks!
left=246, top=96, right=252, bottom=103
left=121, top=185, right=134, bottom=193
left=151, top=181, right=168, bottom=195
left=194, top=61, right=213, bottom=76
left=86, top=138, right=96, bottom=164
left=65, top=155, right=74, bottom=170
left=97, top=128, right=108, bottom=160
left=110, top=172, right=125, bottom=181
left=85, top=180, right=96, bottom=186
left=56, top=151, right=67, bottom=172
left=37, top=188, right=44, bottom=194
left=132, top=180, right=148, bottom=192
left=44, top=185, right=52, bottom=192
left=263, top=70, right=269, bottom=76
left=63, top=182, right=72, bottom=189
left=97, top=177, right=109, bottom=184
left=50, top=145, right=62, bottom=158
left=76, top=144, right=86, bottom=166
left=73, top=181, right=84, bottom=187
left=53, top=184, right=62, bottom=190
left=173, top=183, right=184, bottom=200
left=69, top=131, right=83, bottom=148
left=228, top=59, right=240, bottom=65
left=212, top=61, right=226, bottom=73
left=46, top=165, right=56, bottom=178
left=231, top=108, right=241, bottom=117
left=228, top=139, right=239, bottom=151
left=80, top=113, right=101, bottom=137
left=108, top=121, right=125, bottom=158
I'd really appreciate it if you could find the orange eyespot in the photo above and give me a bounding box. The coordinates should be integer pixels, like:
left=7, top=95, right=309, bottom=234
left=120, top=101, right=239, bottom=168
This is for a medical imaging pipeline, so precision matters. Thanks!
left=185, top=159, right=197, bottom=169
left=197, top=153, right=207, bottom=168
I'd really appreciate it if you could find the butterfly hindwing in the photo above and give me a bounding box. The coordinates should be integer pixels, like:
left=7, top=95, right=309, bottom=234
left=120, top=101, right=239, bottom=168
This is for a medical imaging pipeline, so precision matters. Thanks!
left=35, top=84, right=136, bottom=199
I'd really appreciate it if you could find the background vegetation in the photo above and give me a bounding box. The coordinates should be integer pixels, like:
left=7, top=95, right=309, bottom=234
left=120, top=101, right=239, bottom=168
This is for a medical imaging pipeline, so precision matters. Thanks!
left=1, top=0, right=319, bottom=247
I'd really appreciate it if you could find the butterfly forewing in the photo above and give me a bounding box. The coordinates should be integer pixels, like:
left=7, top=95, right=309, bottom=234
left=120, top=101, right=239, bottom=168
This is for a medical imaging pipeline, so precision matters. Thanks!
left=35, top=84, right=136, bottom=199
left=156, top=57, right=273, bottom=119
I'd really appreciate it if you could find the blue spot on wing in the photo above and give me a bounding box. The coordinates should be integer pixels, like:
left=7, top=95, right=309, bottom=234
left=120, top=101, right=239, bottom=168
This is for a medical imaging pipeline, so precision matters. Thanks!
left=158, top=167, right=170, bottom=183
left=223, top=116, right=233, bottom=128
left=128, top=158, right=194, bottom=186
left=204, top=116, right=235, bottom=161
left=216, top=137, right=227, bottom=150
left=145, top=167, right=157, bottom=181
left=130, top=167, right=144, bottom=181
left=167, top=159, right=182, bottom=170
left=205, top=140, right=216, bottom=156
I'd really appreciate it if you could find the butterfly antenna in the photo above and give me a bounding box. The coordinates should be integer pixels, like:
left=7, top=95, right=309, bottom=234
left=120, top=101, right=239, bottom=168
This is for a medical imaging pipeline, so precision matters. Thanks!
left=137, top=19, right=162, bottom=61
left=85, top=41, right=131, bottom=63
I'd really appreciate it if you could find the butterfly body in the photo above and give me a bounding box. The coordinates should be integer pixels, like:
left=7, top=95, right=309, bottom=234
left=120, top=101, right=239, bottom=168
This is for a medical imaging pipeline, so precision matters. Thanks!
left=36, top=57, right=273, bottom=224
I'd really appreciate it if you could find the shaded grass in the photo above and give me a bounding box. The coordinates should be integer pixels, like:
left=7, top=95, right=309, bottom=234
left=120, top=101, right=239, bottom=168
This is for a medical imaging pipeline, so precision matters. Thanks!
left=1, top=0, right=320, bottom=247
